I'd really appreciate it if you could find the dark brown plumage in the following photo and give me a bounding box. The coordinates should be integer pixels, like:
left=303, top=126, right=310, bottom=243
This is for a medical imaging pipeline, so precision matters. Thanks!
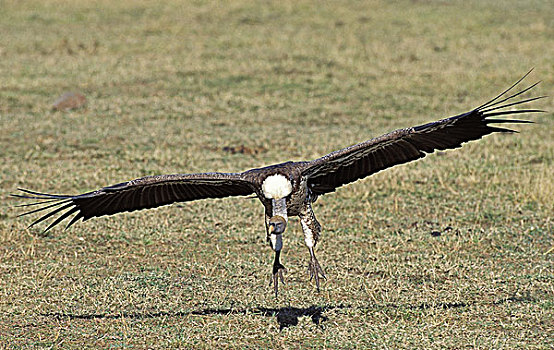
left=13, top=71, right=545, bottom=296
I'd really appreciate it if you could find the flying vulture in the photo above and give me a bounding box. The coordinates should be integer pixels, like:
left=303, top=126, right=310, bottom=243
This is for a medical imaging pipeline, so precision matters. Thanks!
left=13, top=72, right=544, bottom=296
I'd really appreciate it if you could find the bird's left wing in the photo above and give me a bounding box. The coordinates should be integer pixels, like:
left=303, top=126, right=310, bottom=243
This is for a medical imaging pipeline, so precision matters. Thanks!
left=301, top=72, right=545, bottom=195
left=13, top=172, right=255, bottom=232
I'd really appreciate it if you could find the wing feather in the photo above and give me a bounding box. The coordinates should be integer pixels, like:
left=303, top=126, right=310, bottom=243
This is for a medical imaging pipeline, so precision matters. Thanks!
left=302, top=73, right=544, bottom=195
left=13, top=172, right=254, bottom=232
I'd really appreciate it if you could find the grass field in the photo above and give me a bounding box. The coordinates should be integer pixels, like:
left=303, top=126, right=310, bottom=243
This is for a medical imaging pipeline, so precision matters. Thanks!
left=1, top=0, right=552, bottom=348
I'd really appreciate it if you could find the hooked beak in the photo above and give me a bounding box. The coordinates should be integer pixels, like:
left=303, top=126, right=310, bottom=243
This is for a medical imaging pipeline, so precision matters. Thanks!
left=268, top=225, right=275, bottom=234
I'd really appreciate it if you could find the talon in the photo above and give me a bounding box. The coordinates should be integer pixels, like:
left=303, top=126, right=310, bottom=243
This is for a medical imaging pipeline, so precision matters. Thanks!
left=280, top=268, right=287, bottom=283
left=272, top=264, right=287, bottom=298
left=307, top=255, right=326, bottom=292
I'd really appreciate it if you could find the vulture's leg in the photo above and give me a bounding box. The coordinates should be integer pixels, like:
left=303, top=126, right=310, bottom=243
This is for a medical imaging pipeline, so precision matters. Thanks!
left=299, top=202, right=326, bottom=291
left=265, top=214, right=286, bottom=297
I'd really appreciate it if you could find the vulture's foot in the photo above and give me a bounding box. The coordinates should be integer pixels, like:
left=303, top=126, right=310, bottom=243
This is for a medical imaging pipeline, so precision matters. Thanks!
left=271, top=262, right=287, bottom=298
left=308, top=253, right=326, bottom=292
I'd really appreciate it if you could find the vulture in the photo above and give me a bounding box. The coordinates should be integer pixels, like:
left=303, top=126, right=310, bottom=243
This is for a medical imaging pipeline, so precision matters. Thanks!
left=13, top=72, right=544, bottom=297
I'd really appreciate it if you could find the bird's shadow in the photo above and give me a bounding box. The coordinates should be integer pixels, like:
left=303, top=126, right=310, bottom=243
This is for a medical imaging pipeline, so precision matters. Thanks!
left=45, top=305, right=328, bottom=331
left=43, top=295, right=534, bottom=331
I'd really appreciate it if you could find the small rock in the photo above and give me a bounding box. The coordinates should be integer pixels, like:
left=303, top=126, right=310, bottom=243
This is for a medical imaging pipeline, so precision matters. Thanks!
left=52, top=91, right=86, bottom=111
left=430, top=230, right=441, bottom=237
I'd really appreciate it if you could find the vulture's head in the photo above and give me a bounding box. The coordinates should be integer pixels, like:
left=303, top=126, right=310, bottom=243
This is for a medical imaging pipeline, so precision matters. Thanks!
left=268, top=215, right=287, bottom=235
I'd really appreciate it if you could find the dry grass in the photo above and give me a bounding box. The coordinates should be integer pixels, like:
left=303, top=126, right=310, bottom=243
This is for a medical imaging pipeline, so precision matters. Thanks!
left=1, top=0, right=552, bottom=348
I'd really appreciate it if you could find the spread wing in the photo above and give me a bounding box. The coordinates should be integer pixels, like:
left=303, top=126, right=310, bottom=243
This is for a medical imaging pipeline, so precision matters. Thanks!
left=13, top=172, right=255, bottom=232
left=302, top=71, right=545, bottom=195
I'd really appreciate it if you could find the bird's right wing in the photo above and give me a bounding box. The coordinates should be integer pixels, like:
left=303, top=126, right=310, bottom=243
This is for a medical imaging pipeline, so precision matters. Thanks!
left=12, top=172, right=255, bottom=232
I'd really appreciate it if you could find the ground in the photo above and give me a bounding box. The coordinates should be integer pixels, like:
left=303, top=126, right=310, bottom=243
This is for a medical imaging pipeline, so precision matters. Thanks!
left=0, top=0, right=552, bottom=348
